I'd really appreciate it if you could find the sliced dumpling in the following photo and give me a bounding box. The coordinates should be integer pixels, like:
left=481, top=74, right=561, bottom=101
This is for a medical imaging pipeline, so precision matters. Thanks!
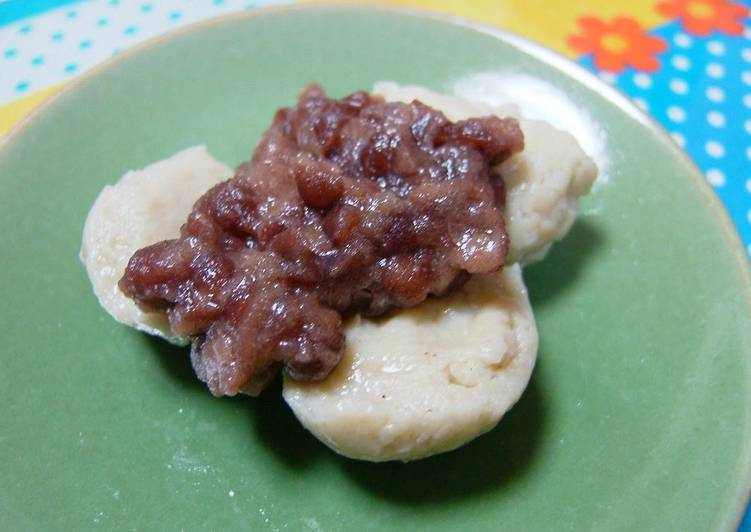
left=499, top=119, right=598, bottom=263
left=81, top=83, right=593, bottom=462
left=283, top=264, right=537, bottom=462
left=80, top=145, right=233, bottom=345
left=373, top=81, right=598, bottom=264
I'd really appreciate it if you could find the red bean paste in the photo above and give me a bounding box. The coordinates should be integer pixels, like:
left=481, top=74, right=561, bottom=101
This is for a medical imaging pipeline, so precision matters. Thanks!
left=119, top=85, right=524, bottom=396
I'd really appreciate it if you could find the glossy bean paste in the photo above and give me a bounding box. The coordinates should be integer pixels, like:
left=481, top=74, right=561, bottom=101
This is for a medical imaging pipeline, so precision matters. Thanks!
left=119, top=85, right=523, bottom=396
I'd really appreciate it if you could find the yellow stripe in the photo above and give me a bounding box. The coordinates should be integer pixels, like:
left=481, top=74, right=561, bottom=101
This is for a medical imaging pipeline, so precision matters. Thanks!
left=311, top=0, right=667, bottom=57
left=0, top=84, right=63, bottom=139
left=0, top=1, right=668, bottom=136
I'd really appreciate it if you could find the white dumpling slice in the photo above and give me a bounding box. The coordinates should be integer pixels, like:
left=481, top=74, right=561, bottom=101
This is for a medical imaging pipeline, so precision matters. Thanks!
left=283, top=265, right=537, bottom=462
left=500, top=119, right=598, bottom=263
left=80, top=145, right=233, bottom=345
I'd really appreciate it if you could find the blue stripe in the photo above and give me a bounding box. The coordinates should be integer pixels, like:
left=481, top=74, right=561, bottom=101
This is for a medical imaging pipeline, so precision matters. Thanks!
left=0, top=0, right=84, bottom=26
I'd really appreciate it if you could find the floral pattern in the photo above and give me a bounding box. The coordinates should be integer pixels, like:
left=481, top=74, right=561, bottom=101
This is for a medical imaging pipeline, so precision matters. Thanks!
left=567, top=16, right=668, bottom=72
left=656, top=0, right=749, bottom=36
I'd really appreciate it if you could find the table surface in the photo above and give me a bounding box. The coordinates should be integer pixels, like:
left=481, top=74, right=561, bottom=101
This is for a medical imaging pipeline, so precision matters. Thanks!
left=1, top=0, right=749, bottom=529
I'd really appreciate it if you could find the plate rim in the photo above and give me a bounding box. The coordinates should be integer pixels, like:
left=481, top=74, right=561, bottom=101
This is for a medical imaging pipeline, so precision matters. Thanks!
left=1, top=3, right=749, bottom=528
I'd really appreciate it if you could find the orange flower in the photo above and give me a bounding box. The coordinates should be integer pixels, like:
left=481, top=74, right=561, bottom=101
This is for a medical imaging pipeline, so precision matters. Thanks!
left=568, top=16, right=668, bottom=73
left=656, top=0, right=748, bottom=36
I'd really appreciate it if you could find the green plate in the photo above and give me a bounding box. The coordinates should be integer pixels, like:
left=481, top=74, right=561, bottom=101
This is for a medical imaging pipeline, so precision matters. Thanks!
left=1, top=6, right=750, bottom=531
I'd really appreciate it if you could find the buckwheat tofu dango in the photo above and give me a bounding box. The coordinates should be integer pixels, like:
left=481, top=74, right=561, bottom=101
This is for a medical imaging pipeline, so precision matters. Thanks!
left=81, top=83, right=597, bottom=462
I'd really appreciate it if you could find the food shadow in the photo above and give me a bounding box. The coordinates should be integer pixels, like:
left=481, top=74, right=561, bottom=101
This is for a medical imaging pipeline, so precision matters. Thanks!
left=145, top=334, right=329, bottom=466
left=239, top=376, right=329, bottom=466
left=337, top=374, right=547, bottom=505
left=523, top=219, right=603, bottom=307
left=145, top=335, right=204, bottom=392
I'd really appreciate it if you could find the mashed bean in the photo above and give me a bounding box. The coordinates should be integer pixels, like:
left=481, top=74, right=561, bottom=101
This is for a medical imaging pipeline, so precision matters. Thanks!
left=119, top=85, right=523, bottom=396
